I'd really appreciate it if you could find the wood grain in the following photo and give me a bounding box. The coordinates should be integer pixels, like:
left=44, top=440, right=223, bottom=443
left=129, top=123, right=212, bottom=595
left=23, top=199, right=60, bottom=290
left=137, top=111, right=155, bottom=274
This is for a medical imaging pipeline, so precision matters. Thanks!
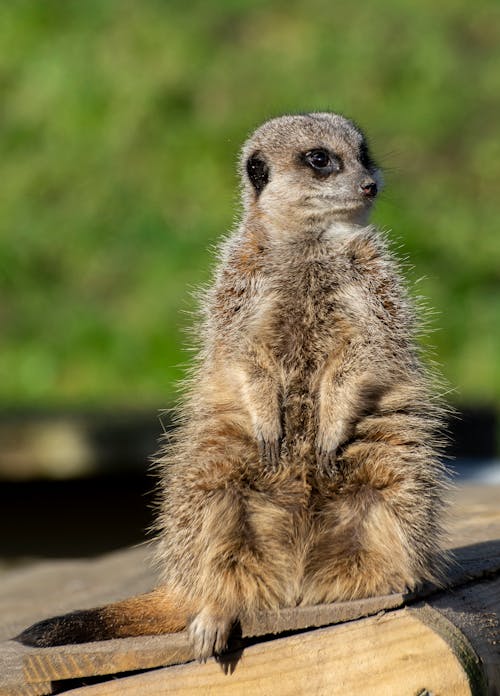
left=62, top=611, right=474, bottom=696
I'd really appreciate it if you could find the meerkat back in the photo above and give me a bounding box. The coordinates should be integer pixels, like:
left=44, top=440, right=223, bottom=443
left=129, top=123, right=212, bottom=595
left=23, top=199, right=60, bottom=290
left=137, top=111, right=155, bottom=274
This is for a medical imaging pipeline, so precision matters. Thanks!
left=17, top=112, right=448, bottom=663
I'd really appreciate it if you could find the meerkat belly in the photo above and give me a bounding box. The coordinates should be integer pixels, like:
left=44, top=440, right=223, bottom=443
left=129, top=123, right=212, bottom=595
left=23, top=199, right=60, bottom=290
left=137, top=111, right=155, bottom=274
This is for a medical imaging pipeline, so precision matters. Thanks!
left=265, top=259, right=364, bottom=444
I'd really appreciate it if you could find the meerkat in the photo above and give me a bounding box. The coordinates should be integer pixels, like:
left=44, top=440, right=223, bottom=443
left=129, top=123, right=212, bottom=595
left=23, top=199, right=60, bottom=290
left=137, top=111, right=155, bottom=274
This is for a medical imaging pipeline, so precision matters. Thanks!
left=18, top=112, right=448, bottom=662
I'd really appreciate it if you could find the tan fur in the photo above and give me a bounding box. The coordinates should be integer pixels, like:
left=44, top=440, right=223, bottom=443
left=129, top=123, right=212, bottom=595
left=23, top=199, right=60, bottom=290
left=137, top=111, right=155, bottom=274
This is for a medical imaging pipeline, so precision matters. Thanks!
left=17, top=113, right=448, bottom=663
left=152, top=113, right=448, bottom=660
left=100, top=590, right=192, bottom=637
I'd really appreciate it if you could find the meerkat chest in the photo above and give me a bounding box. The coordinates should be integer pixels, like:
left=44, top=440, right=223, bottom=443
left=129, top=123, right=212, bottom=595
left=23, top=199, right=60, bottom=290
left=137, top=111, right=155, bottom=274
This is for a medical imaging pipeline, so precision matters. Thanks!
left=262, top=255, right=368, bottom=364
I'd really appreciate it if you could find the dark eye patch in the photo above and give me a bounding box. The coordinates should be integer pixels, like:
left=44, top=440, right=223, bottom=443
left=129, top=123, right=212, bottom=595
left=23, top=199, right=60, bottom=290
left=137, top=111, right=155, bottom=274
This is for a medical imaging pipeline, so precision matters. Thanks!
left=246, top=153, right=269, bottom=194
left=302, top=148, right=341, bottom=177
left=359, top=140, right=377, bottom=171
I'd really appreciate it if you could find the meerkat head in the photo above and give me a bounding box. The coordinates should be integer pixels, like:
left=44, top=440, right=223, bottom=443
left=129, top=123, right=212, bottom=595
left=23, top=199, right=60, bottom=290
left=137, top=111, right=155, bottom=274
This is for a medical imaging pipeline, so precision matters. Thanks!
left=240, top=113, right=382, bottom=232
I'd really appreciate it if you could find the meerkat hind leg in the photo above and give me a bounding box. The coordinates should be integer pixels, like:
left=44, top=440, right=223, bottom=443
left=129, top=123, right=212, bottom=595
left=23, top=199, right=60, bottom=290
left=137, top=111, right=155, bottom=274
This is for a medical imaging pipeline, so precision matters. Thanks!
left=165, top=427, right=305, bottom=660
left=303, top=441, right=442, bottom=604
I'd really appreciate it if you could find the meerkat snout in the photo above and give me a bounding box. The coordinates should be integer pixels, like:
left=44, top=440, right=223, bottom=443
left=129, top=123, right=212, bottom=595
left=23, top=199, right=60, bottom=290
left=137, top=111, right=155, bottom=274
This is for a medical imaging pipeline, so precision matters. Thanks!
left=360, top=180, right=378, bottom=198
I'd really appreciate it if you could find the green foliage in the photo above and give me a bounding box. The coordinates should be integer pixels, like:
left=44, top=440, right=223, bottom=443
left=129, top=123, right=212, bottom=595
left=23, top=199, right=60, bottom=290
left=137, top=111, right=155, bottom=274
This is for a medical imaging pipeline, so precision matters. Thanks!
left=1, top=0, right=499, bottom=407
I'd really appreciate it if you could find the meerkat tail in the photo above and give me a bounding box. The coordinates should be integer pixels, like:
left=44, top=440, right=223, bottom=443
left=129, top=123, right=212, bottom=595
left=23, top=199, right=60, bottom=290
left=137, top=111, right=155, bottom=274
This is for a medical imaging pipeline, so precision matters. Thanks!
left=15, top=588, right=193, bottom=648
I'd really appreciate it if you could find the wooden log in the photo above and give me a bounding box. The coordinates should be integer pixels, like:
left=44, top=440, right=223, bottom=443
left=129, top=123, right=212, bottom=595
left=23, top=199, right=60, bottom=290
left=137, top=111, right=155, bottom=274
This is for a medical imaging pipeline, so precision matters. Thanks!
left=428, top=575, right=500, bottom=691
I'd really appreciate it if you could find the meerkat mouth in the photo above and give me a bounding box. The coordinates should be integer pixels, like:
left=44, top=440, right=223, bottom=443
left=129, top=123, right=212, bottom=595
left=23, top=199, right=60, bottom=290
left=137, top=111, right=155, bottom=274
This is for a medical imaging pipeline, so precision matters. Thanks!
left=303, top=194, right=373, bottom=204
left=302, top=196, right=373, bottom=213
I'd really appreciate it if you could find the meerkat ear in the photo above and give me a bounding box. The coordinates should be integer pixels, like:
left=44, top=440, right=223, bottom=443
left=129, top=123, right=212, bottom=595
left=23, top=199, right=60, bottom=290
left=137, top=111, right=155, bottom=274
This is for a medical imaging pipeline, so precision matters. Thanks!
left=246, top=153, right=269, bottom=195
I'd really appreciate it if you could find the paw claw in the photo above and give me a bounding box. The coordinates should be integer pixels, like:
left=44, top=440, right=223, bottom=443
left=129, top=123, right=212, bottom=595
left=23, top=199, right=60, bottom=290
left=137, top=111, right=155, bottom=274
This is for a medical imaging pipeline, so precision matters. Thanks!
left=257, top=435, right=282, bottom=470
left=188, top=610, right=233, bottom=663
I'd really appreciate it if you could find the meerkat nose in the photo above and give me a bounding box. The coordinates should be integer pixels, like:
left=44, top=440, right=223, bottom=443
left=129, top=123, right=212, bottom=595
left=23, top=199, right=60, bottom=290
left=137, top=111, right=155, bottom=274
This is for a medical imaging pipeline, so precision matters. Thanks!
left=360, top=181, right=378, bottom=198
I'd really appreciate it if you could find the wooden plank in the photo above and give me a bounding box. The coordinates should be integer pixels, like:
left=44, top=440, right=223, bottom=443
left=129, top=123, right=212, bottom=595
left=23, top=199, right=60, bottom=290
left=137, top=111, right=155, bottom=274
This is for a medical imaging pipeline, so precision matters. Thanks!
left=448, top=483, right=500, bottom=548
left=0, top=547, right=157, bottom=643
left=21, top=633, right=191, bottom=685
left=18, top=594, right=404, bottom=685
left=32, top=577, right=500, bottom=695
left=0, top=482, right=498, bottom=694
left=0, top=643, right=51, bottom=696
left=0, top=548, right=157, bottom=696
left=62, top=610, right=475, bottom=696
left=8, top=538, right=500, bottom=689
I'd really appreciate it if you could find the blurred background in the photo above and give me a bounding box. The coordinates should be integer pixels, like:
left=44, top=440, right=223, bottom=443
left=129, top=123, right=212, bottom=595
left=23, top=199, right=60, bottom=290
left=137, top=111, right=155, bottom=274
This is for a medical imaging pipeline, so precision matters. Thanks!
left=1, top=0, right=499, bottom=561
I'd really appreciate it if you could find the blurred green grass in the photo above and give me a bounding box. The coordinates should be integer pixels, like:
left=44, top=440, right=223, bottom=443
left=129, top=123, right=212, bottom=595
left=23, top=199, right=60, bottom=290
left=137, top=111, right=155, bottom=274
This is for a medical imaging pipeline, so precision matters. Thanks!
left=1, top=0, right=499, bottom=408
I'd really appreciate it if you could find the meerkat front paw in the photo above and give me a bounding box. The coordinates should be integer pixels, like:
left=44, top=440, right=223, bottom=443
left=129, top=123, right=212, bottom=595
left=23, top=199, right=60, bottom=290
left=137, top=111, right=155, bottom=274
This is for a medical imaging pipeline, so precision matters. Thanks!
left=188, top=608, right=234, bottom=663
left=257, top=433, right=282, bottom=470
left=255, top=422, right=282, bottom=470
left=316, top=420, right=349, bottom=475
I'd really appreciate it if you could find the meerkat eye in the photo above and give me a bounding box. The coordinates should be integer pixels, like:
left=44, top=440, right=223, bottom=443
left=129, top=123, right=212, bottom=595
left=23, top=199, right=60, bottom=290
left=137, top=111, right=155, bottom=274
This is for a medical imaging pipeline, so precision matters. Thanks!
left=303, top=149, right=340, bottom=176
